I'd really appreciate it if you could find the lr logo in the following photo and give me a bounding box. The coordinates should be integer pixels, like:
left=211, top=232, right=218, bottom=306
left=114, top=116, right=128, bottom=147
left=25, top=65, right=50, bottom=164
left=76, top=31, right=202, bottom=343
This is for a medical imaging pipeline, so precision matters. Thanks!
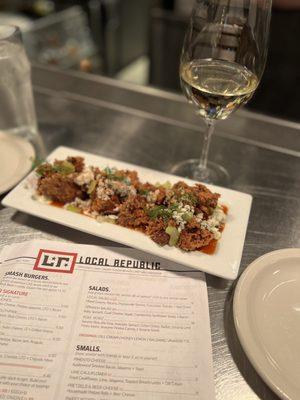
left=34, top=249, right=77, bottom=273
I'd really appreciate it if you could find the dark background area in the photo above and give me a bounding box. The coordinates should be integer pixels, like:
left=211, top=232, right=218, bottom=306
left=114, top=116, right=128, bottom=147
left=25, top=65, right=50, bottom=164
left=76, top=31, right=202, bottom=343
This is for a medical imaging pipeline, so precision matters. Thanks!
left=0, top=0, right=299, bottom=122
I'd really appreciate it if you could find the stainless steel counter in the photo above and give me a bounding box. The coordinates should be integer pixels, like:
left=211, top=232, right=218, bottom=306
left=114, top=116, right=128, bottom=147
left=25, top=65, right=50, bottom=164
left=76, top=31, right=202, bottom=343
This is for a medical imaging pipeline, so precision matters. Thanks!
left=1, top=65, right=300, bottom=400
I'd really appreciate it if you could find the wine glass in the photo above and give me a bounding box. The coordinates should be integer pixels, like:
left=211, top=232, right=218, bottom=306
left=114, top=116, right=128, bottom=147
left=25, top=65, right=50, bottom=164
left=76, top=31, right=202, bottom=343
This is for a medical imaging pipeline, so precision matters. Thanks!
left=172, top=0, right=272, bottom=184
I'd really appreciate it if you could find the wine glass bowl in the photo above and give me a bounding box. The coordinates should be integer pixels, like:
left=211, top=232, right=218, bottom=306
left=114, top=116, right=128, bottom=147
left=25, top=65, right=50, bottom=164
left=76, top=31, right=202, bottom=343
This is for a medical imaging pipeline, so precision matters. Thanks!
left=172, top=0, right=272, bottom=184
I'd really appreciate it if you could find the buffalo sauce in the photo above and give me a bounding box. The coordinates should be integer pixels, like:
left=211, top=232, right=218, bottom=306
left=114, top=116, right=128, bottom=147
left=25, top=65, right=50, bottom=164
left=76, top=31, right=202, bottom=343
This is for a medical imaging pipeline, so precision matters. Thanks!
left=50, top=201, right=64, bottom=208
left=201, top=239, right=217, bottom=254
left=200, top=204, right=228, bottom=255
left=222, top=205, right=229, bottom=214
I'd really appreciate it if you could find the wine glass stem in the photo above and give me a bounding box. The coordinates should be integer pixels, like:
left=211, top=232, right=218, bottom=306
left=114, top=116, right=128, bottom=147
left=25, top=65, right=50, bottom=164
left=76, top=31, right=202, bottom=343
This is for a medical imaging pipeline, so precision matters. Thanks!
left=198, top=119, right=215, bottom=170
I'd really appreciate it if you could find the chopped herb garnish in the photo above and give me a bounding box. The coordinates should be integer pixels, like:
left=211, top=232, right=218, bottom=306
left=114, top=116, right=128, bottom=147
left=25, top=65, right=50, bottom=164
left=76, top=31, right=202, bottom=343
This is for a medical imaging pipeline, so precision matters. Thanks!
left=169, top=203, right=179, bottom=212
left=124, top=178, right=131, bottom=185
left=139, top=189, right=150, bottom=196
left=104, top=167, right=129, bottom=182
left=109, top=174, right=126, bottom=181
left=104, top=167, right=115, bottom=175
left=147, top=203, right=179, bottom=221
left=147, top=205, right=167, bottom=219
left=179, top=192, right=198, bottom=206
left=31, top=157, right=45, bottom=169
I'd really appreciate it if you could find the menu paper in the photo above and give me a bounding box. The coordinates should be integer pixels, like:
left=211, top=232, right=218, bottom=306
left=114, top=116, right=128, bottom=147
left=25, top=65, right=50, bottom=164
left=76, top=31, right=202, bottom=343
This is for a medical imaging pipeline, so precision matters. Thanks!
left=0, top=240, right=215, bottom=400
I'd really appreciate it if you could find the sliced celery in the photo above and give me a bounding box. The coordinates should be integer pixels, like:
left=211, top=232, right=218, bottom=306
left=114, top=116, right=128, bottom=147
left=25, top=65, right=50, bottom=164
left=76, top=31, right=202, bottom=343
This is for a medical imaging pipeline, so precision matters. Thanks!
left=54, top=160, right=75, bottom=174
left=87, top=180, right=97, bottom=194
left=66, top=204, right=81, bottom=213
left=165, top=226, right=180, bottom=246
left=155, top=181, right=172, bottom=189
left=182, top=212, right=193, bottom=222
left=97, top=216, right=116, bottom=224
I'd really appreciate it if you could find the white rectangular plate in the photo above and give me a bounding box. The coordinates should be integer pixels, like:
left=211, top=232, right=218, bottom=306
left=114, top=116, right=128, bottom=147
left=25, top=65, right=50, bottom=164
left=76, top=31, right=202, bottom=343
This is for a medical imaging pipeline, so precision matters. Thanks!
left=2, top=146, right=252, bottom=279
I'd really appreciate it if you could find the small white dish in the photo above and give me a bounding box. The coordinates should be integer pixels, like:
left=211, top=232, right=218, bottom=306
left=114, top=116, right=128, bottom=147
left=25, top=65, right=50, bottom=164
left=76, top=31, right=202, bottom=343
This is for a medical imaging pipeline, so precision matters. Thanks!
left=234, top=249, right=300, bottom=400
left=0, top=132, right=35, bottom=195
left=2, top=146, right=252, bottom=279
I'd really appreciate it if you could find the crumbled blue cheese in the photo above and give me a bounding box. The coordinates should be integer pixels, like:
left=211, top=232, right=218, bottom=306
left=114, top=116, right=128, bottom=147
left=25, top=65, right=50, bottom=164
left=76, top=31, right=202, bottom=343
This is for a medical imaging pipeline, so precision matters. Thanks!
left=164, top=189, right=173, bottom=202
left=108, top=180, right=136, bottom=197
left=96, top=180, right=114, bottom=201
left=172, top=203, right=195, bottom=232
left=96, top=215, right=117, bottom=223
left=74, top=167, right=94, bottom=186
left=201, top=205, right=226, bottom=239
left=195, top=212, right=204, bottom=223
left=146, top=189, right=160, bottom=203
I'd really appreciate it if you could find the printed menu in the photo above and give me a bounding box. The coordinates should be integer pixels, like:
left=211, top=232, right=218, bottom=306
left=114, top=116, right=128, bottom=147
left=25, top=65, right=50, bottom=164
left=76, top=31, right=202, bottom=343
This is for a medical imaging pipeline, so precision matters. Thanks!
left=0, top=240, right=215, bottom=400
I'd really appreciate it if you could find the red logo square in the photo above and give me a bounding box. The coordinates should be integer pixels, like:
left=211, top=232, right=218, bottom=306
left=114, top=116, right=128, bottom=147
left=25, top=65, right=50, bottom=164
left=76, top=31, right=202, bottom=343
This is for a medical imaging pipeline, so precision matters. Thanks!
left=34, top=249, right=77, bottom=274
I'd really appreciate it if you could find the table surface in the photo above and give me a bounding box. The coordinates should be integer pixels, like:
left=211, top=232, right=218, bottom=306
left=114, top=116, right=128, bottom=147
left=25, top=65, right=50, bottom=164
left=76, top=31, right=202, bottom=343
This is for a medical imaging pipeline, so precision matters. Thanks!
left=1, top=65, right=300, bottom=400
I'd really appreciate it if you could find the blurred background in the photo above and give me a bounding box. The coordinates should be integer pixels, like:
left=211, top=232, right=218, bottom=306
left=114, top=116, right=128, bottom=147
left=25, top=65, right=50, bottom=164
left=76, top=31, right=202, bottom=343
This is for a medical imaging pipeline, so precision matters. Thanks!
left=0, top=0, right=299, bottom=122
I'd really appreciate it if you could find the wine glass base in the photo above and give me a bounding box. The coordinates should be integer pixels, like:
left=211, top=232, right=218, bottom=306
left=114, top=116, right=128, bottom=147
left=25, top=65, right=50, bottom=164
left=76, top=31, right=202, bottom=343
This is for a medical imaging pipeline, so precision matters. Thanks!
left=171, top=159, right=230, bottom=186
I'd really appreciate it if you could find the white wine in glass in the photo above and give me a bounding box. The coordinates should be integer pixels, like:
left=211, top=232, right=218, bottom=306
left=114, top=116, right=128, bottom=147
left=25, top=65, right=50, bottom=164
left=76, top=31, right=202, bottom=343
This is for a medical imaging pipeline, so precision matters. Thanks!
left=172, top=0, right=272, bottom=184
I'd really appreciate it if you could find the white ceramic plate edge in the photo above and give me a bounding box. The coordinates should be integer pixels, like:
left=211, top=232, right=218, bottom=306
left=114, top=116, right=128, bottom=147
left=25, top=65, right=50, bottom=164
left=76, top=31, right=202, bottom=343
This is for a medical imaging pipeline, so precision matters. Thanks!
left=233, top=248, right=300, bottom=400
